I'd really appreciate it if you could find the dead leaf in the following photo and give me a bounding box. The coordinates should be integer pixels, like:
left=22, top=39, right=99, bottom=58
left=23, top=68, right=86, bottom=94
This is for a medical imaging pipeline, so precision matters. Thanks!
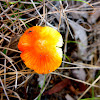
left=65, top=94, right=74, bottom=100
left=44, top=78, right=71, bottom=95
left=68, top=19, right=87, bottom=60
left=88, top=8, right=100, bottom=24
left=44, top=78, right=87, bottom=95
left=72, top=68, right=86, bottom=81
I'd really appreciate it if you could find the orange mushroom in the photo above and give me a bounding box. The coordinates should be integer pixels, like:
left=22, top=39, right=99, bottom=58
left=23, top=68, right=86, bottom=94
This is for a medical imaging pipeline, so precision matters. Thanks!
left=18, top=26, right=63, bottom=74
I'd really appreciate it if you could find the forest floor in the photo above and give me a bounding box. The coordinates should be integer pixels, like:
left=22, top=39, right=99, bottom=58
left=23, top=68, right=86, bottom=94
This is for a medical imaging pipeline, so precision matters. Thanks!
left=0, top=0, right=100, bottom=100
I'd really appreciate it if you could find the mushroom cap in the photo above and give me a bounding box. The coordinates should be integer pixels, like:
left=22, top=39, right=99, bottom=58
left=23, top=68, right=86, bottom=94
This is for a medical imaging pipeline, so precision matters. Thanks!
left=18, top=26, right=63, bottom=74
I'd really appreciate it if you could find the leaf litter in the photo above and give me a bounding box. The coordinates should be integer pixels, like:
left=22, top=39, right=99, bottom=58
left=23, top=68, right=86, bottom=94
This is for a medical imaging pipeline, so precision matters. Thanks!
left=0, top=0, right=100, bottom=100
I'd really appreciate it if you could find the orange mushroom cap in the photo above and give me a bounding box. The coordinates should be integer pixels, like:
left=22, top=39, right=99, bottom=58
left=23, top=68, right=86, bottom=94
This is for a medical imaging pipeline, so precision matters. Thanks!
left=18, top=26, right=63, bottom=74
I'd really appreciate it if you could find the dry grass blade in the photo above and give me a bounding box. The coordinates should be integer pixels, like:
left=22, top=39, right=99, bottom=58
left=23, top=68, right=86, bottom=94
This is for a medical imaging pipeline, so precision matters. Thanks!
left=0, top=77, right=10, bottom=100
left=0, top=47, right=21, bottom=53
left=0, top=51, right=18, bottom=88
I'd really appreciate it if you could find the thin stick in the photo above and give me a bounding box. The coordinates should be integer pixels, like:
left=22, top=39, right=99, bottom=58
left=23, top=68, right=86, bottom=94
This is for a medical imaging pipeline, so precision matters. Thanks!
left=51, top=72, right=100, bottom=88
left=78, top=75, right=100, bottom=100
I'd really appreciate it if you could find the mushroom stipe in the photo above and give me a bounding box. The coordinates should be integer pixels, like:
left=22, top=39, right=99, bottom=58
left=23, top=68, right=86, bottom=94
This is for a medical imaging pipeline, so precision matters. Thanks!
left=18, top=26, right=63, bottom=74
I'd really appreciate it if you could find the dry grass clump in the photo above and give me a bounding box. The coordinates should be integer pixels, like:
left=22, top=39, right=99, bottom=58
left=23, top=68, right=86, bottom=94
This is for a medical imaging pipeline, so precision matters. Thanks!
left=0, top=0, right=100, bottom=100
